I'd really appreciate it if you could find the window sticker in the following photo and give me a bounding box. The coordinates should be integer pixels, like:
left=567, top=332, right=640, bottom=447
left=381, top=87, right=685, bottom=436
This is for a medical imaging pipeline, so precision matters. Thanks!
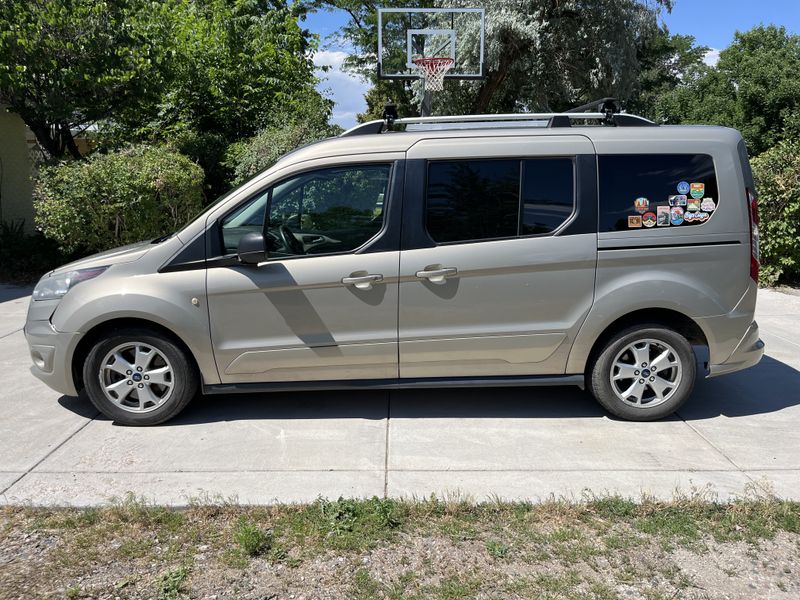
left=657, top=206, right=670, bottom=226
left=628, top=215, right=642, bottom=228
left=690, top=183, right=705, bottom=199
left=634, top=197, right=649, bottom=214
left=685, top=211, right=710, bottom=223
left=670, top=206, right=684, bottom=225
left=687, top=197, right=701, bottom=212
left=677, top=181, right=690, bottom=195
left=642, top=212, right=657, bottom=228
left=701, top=197, right=716, bottom=211
left=668, top=194, right=687, bottom=206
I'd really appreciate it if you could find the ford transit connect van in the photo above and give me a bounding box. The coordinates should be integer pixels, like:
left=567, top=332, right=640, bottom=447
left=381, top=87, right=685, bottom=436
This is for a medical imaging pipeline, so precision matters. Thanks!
left=25, top=111, right=764, bottom=425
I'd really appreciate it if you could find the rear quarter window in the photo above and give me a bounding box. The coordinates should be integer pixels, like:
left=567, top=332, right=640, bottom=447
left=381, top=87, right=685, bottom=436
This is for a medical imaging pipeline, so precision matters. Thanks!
left=598, top=154, right=719, bottom=232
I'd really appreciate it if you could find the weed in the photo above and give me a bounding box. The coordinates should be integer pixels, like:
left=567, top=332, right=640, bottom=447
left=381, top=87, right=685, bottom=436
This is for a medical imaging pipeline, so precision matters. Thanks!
left=156, top=565, right=189, bottom=600
left=486, top=539, right=511, bottom=558
left=64, top=585, right=81, bottom=599
left=233, top=517, right=272, bottom=557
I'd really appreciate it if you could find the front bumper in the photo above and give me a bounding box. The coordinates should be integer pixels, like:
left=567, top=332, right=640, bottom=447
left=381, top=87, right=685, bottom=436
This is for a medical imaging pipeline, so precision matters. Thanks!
left=708, top=320, right=764, bottom=378
left=24, top=319, right=81, bottom=396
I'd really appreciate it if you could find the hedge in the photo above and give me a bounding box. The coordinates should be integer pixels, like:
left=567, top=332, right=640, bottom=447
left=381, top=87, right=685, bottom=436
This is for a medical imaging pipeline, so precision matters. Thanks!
left=34, top=145, right=204, bottom=254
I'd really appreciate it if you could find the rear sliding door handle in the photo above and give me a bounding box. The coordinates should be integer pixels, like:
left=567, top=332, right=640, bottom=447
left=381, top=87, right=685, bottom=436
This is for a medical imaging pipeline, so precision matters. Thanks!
left=341, top=273, right=384, bottom=290
left=415, top=266, right=457, bottom=283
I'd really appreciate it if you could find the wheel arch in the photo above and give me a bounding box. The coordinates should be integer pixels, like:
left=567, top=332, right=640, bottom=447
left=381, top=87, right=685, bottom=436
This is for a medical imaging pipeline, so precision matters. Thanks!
left=71, top=317, right=201, bottom=393
left=574, top=308, right=709, bottom=377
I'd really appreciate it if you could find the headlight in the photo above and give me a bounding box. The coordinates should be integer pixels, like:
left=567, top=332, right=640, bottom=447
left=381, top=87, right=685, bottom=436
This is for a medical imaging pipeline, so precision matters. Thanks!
left=32, top=266, right=109, bottom=301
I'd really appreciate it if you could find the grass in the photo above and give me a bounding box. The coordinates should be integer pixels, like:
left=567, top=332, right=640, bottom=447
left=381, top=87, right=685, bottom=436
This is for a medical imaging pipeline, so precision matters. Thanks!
left=2, top=493, right=799, bottom=598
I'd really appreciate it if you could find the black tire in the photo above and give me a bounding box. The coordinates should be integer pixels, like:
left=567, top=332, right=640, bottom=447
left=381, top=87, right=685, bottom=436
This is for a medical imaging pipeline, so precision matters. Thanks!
left=83, top=327, right=198, bottom=426
left=588, top=324, right=696, bottom=421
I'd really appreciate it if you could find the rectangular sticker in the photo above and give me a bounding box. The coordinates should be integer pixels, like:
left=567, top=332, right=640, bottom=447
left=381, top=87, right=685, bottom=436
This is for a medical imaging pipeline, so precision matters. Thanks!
left=657, top=206, right=670, bottom=226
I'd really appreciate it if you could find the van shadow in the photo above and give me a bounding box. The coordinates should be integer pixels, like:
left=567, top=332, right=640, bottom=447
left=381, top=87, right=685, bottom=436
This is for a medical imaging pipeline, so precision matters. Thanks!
left=56, top=356, right=800, bottom=425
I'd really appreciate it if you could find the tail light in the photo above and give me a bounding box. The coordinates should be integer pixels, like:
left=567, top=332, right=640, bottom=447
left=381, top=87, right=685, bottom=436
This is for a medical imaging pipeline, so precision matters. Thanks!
left=747, top=188, right=760, bottom=282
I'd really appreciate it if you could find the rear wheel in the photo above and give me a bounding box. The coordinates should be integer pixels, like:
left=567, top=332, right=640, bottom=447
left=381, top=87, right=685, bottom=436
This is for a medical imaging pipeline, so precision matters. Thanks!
left=588, top=325, right=696, bottom=421
left=83, top=328, right=198, bottom=425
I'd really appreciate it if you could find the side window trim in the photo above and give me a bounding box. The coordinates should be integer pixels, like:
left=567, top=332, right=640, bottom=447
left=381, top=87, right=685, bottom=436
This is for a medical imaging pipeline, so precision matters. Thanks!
left=210, top=161, right=398, bottom=262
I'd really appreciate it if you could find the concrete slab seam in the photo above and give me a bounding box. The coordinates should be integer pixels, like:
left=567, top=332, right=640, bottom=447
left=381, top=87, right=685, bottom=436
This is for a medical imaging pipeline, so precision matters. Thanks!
left=676, top=411, right=756, bottom=489
left=384, top=391, right=391, bottom=499
left=0, top=410, right=100, bottom=498
left=0, top=327, right=22, bottom=341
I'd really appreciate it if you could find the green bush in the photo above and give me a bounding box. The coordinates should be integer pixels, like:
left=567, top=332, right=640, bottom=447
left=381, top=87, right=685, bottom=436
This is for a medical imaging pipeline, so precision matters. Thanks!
left=34, top=145, right=204, bottom=254
left=751, top=138, right=800, bottom=285
left=227, top=122, right=340, bottom=186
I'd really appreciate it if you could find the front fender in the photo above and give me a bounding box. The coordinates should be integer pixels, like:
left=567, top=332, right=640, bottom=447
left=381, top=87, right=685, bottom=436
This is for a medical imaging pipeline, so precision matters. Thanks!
left=51, top=268, right=219, bottom=386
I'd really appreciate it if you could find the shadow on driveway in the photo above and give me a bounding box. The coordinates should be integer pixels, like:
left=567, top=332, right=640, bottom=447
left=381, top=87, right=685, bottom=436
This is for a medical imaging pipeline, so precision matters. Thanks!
left=0, top=285, right=33, bottom=303
left=57, top=356, right=800, bottom=425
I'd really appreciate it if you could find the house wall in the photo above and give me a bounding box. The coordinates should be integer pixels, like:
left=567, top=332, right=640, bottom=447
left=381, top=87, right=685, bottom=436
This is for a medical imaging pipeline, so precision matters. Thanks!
left=0, top=106, right=34, bottom=231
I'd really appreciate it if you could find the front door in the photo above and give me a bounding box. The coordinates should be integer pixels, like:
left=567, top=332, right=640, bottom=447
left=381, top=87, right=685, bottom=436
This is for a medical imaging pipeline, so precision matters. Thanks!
left=207, top=161, right=401, bottom=384
left=399, top=135, right=597, bottom=378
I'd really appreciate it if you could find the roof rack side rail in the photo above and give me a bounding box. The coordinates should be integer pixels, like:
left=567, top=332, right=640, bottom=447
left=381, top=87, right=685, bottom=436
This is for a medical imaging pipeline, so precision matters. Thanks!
left=338, top=112, right=657, bottom=136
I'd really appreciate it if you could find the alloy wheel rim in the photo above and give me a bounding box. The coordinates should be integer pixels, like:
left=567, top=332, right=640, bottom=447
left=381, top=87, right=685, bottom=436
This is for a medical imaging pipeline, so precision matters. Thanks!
left=609, top=338, right=682, bottom=408
left=99, top=342, right=174, bottom=413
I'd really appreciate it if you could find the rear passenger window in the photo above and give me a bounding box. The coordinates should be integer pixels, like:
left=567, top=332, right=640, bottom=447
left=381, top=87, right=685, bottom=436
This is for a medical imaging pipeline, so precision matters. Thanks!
left=426, top=158, right=575, bottom=244
left=598, top=154, right=719, bottom=232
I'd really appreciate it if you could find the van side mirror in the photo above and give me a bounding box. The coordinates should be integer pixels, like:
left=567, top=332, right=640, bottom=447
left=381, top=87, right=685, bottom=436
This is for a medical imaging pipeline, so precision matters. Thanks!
left=237, top=232, right=266, bottom=265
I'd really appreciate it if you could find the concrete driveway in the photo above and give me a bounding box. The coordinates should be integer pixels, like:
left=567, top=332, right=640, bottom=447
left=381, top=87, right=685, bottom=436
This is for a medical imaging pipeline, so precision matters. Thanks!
left=1, top=283, right=798, bottom=506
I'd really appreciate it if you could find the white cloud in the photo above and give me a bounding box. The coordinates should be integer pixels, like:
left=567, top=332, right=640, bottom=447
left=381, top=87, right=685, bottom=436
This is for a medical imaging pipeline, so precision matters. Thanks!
left=703, top=48, right=720, bottom=67
left=313, top=50, right=370, bottom=129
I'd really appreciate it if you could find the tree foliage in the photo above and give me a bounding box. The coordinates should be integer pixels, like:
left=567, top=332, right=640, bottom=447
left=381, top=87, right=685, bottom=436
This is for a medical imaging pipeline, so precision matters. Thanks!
left=0, top=0, right=173, bottom=158
left=751, top=138, right=800, bottom=285
left=34, top=145, right=204, bottom=253
left=0, top=0, right=332, bottom=166
left=656, top=25, right=800, bottom=155
left=312, top=0, right=672, bottom=118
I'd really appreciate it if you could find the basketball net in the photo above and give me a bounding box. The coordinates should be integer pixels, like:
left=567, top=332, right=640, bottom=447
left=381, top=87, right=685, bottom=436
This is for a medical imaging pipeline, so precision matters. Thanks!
left=412, top=57, right=454, bottom=92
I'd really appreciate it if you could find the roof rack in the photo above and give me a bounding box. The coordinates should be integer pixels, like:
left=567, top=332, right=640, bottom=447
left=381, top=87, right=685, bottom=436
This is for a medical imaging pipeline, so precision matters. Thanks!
left=340, top=111, right=656, bottom=137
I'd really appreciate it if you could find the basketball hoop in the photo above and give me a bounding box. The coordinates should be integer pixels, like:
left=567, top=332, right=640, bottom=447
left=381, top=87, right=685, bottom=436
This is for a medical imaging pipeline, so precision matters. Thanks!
left=412, top=57, right=455, bottom=92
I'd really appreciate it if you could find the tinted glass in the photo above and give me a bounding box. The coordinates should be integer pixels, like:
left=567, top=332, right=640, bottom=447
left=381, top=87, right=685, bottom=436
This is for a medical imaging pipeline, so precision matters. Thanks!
left=426, top=160, right=519, bottom=243
left=521, top=159, right=574, bottom=235
left=598, top=154, right=719, bottom=232
left=267, top=164, right=390, bottom=256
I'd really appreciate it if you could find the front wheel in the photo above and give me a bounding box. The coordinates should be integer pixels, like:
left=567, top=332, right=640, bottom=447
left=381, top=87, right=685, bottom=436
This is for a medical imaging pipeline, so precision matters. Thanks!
left=588, top=325, right=696, bottom=421
left=83, top=328, right=198, bottom=426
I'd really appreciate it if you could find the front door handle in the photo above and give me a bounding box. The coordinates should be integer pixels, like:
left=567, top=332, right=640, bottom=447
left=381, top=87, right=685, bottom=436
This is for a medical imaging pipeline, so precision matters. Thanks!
left=415, top=266, right=458, bottom=283
left=341, top=273, right=384, bottom=290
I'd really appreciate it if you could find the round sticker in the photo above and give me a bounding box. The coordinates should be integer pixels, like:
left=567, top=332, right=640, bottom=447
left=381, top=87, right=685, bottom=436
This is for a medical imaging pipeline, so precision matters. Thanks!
left=642, top=212, right=657, bottom=228
left=670, top=206, right=684, bottom=226
left=677, top=181, right=690, bottom=195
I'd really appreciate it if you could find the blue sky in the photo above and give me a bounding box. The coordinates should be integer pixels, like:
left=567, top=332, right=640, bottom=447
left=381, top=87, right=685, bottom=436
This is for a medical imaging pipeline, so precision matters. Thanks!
left=307, top=1, right=800, bottom=128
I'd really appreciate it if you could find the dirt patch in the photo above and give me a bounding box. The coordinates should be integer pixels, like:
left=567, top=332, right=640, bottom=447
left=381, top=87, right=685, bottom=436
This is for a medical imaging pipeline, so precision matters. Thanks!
left=1, top=496, right=799, bottom=599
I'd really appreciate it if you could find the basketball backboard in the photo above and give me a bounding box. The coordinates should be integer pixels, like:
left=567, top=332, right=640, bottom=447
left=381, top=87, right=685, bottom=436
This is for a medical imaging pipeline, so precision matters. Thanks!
left=377, top=8, right=485, bottom=81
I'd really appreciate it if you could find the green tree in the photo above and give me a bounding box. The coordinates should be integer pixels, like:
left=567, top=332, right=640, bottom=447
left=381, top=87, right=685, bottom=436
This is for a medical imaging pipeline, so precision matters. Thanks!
left=312, top=0, right=672, bottom=118
left=657, top=25, right=800, bottom=155
left=0, top=0, right=173, bottom=158
left=625, top=28, right=708, bottom=120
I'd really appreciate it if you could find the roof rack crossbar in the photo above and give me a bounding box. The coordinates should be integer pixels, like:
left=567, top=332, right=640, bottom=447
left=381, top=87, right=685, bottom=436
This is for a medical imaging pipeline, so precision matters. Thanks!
left=339, top=112, right=655, bottom=137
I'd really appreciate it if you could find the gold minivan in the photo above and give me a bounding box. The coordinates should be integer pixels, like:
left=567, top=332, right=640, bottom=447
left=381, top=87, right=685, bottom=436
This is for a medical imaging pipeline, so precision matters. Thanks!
left=25, top=112, right=764, bottom=425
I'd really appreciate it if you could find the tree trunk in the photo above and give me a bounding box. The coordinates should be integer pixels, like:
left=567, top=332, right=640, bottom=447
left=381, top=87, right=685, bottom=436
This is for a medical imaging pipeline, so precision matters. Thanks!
left=26, top=120, right=83, bottom=160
